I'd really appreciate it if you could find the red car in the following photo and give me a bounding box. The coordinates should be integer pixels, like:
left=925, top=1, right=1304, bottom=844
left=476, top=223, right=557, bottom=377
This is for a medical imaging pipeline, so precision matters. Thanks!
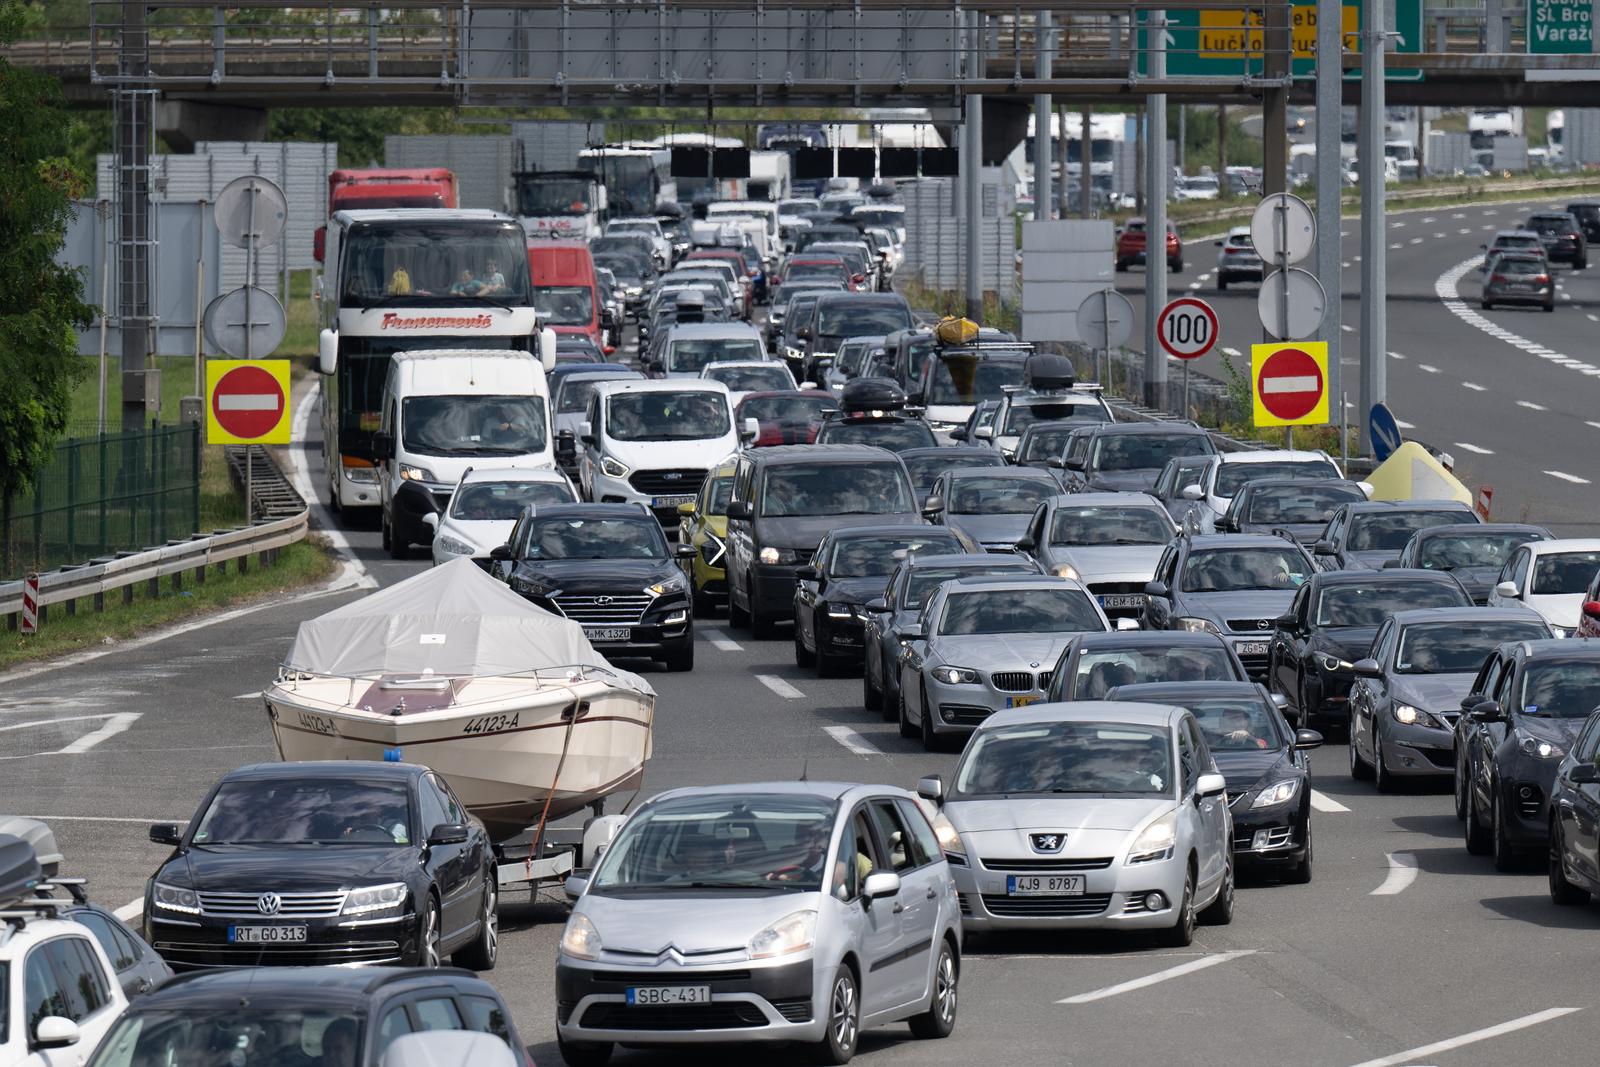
left=1115, top=218, right=1183, bottom=273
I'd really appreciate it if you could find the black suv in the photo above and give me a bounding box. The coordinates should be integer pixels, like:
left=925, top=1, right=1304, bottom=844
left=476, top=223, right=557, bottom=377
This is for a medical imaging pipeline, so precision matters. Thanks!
left=1564, top=200, right=1600, bottom=245
left=145, top=761, right=497, bottom=970
left=1312, top=499, right=1481, bottom=571
left=494, top=502, right=697, bottom=671
left=1457, top=640, right=1600, bottom=870
left=1524, top=211, right=1588, bottom=268
left=1059, top=423, right=1218, bottom=494
left=82, top=967, right=525, bottom=1067
left=725, top=444, right=922, bottom=637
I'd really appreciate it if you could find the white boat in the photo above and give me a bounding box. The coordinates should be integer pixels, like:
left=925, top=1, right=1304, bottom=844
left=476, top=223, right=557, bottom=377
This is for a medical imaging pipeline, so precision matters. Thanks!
left=265, top=558, right=655, bottom=840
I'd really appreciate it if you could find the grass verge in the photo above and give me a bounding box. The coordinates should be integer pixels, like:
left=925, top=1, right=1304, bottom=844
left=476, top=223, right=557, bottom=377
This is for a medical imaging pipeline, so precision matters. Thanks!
left=0, top=537, right=336, bottom=671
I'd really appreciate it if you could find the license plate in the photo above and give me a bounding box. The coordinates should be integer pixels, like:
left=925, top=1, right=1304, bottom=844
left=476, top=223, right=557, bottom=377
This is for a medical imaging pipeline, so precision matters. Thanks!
left=583, top=627, right=632, bottom=642
left=1236, top=641, right=1269, bottom=656
left=228, top=925, right=307, bottom=944
left=1507, top=283, right=1531, bottom=292
left=652, top=495, right=696, bottom=508
left=1007, top=875, right=1085, bottom=897
left=1006, top=694, right=1041, bottom=709
left=1099, top=595, right=1145, bottom=609
left=626, top=986, right=710, bottom=1006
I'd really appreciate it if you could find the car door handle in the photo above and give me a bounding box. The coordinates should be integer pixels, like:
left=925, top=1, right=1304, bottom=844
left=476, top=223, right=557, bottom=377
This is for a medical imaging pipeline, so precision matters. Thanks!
left=926, top=887, right=938, bottom=900
left=891, top=903, right=905, bottom=914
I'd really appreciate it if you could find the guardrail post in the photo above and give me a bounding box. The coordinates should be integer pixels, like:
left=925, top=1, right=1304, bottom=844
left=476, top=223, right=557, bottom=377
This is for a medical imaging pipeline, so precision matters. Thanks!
left=94, top=591, right=105, bottom=613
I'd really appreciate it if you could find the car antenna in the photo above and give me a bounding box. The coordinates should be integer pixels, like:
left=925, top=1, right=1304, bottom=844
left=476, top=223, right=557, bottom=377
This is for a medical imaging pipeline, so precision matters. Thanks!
left=798, top=759, right=809, bottom=783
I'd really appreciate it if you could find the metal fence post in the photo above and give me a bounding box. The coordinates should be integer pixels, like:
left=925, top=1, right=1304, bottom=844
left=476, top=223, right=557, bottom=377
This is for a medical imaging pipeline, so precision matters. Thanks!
left=32, top=471, right=43, bottom=570
left=158, top=426, right=169, bottom=545
left=191, top=423, right=201, bottom=535
left=66, top=442, right=78, bottom=563
left=98, top=433, right=109, bottom=556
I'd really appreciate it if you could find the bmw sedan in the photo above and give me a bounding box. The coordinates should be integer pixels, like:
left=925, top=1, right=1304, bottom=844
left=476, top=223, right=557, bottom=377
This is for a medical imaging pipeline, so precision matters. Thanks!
left=918, top=701, right=1233, bottom=944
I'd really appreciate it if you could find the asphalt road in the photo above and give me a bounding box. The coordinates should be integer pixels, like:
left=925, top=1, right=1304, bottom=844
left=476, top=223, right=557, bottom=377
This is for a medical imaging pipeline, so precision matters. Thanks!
left=6, top=218, right=1600, bottom=1066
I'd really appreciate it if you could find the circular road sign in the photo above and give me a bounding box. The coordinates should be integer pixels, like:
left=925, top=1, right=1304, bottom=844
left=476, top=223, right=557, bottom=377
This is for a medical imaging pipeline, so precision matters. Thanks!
left=1076, top=288, right=1136, bottom=350
left=1250, top=192, right=1316, bottom=265
left=1257, top=267, right=1328, bottom=341
left=203, top=286, right=287, bottom=359
left=214, top=175, right=288, bottom=249
left=1256, top=346, right=1326, bottom=423
left=211, top=363, right=287, bottom=441
left=1156, top=297, right=1219, bottom=360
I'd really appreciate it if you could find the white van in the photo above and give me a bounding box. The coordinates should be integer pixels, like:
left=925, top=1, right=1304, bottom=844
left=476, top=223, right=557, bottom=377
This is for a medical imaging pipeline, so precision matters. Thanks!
left=373, top=347, right=558, bottom=558
left=578, top=379, right=738, bottom=528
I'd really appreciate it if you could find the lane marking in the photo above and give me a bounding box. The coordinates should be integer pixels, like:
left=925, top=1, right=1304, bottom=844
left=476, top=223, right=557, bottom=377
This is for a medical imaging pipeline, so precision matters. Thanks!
left=55, top=712, right=141, bottom=754
left=233, top=691, right=260, bottom=700
left=823, top=725, right=881, bottom=756
left=1457, top=227, right=1473, bottom=235
left=1587, top=313, right=1599, bottom=323
left=755, top=674, right=806, bottom=699
left=1058, top=950, right=1257, bottom=1004
left=1392, top=221, right=1406, bottom=229
left=1432, top=232, right=1446, bottom=239
left=0, top=714, right=118, bottom=734
left=1342, top=260, right=1352, bottom=268
left=287, top=379, right=376, bottom=593
left=1417, top=363, right=1439, bottom=373
left=114, top=898, right=143, bottom=922
left=1518, top=400, right=1548, bottom=411
left=1395, top=419, right=1416, bottom=430
left=1586, top=420, right=1600, bottom=430
left=1435, top=256, right=1600, bottom=385
left=1421, top=216, right=1436, bottom=224
left=1346, top=1007, right=1582, bottom=1067
left=1454, top=442, right=1494, bottom=455
left=1340, top=324, right=1355, bottom=333
left=1409, top=237, right=1424, bottom=245
left=706, top=629, right=743, bottom=652
left=1463, top=381, right=1487, bottom=391
left=1388, top=242, right=1403, bottom=250
left=1369, top=851, right=1418, bottom=896
left=1547, top=470, right=1592, bottom=485
left=1310, top=790, right=1350, bottom=813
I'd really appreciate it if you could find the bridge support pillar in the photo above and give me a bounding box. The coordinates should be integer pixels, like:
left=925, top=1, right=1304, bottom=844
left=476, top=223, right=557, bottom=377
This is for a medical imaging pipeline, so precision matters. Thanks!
left=156, top=100, right=268, bottom=153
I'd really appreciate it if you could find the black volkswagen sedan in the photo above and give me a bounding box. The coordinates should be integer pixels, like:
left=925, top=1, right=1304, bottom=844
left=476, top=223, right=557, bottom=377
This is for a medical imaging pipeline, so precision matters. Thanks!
left=145, top=761, right=498, bottom=971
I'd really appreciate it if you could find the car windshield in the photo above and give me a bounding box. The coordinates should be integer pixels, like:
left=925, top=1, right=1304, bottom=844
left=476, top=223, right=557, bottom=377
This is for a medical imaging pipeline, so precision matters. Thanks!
left=784, top=265, right=847, bottom=287
left=904, top=565, right=1028, bottom=610
left=1245, top=484, right=1365, bottom=524
left=1518, top=661, right=1600, bottom=718
left=401, top=395, right=547, bottom=456
left=937, top=589, right=1104, bottom=635
left=901, top=451, right=1003, bottom=494
left=955, top=721, right=1172, bottom=797
left=1004, top=403, right=1106, bottom=437
left=759, top=464, right=914, bottom=517
left=829, top=534, right=961, bottom=579
left=740, top=395, right=837, bottom=424
left=705, top=365, right=794, bottom=392
left=1019, top=426, right=1083, bottom=462
left=557, top=376, right=629, bottom=414
left=594, top=256, right=646, bottom=285
left=518, top=176, right=595, bottom=216
left=1051, top=506, right=1173, bottom=546
left=592, top=793, right=839, bottom=892
left=450, top=480, right=572, bottom=519
left=1494, top=235, right=1541, bottom=251
left=607, top=392, right=729, bottom=441
left=1186, top=696, right=1283, bottom=751
left=533, top=286, right=594, bottom=326
left=522, top=516, right=666, bottom=560
left=339, top=220, right=532, bottom=307
left=1072, top=647, right=1238, bottom=698
left=1180, top=547, right=1310, bottom=592
left=815, top=302, right=913, bottom=342
left=926, top=357, right=1026, bottom=405
left=817, top=419, right=936, bottom=452
left=1531, top=551, right=1600, bottom=595
left=1395, top=620, right=1553, bottom=674
left=666, top=338, right=764, bottom=373
left=609, top=220, right=659, bottom=236
left=1091, top=433, right=1209, bottom=472
left=91, top=1009, right=364, bottom=1067
left=1348, top=511, right=1468, bottom=552
left=947, top=476, right=1056, bottom=515
left=1315, top=581, right=1465, bottom=626
left=1215, top=460, right=1339, bottom=497
left=192, top=779, right=412, bottom=846
left=1418, top=531, right=1542, bottom=570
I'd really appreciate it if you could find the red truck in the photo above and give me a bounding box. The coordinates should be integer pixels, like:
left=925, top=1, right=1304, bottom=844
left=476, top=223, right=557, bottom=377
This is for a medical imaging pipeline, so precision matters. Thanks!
left=314, top=168, right=458, bottom=262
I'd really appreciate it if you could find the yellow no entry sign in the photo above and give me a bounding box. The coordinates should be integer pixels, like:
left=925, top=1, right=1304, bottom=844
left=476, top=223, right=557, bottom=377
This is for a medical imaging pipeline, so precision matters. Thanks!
left=206, top=360, right=292, bottom=445
left=1250, top=342, right=1330, bottom=427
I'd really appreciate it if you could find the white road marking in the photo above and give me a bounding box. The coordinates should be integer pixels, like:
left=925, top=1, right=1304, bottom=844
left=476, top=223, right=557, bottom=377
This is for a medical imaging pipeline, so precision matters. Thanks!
left=1518, top=400, right=1547, bottom=411
left=1421, top=216, right=1436, bottom=224
left=1450, top=212, right=1465, bottom=219
left=755, top=674, right=806, bottom=699
left=287, top=379, right=376, bottom=593
left=1547, top=470, right=1592, bottom=485
left=1369, top=851, right=1419, bottom=896
left=1354, top=255, right=1362, bottom=262
left=1222, top=346, right=1242, bottom=357
left=55, top=712, right=141, bottom=754
left=1058, top=950, right=1257, bottom=1005
left=233, top=691, right=260, bottom=700
left=1483, top=208, right=1498, bottom=215
left=1189, top=282, right=1202, bottom=290
left=1310, top=790, right=1350, bottom=813
left=1433, top=232, right=1446, bottom=239
left=15, top=814, right=185, bottom=823
left=1340, top=324, right=1355, bottom=333
left=1463, top=381, right=1487, bottom=391
left=1457, top=227, right=1473, bottom=235
left=1395, top=419, right=1415, bottom=430
left=706, top=629, right=743, bottom=652
left=0, top=714, right=119, bottom=734
left=1454, top=442, right=1494, bottom=455
left=823, top=725, right=881, bottom=756
left=1434, top=256, right=1600, bottom=385
left=1392, top=221, right=1406, bottom=229
left=1417, top=363, right=1439, bottom=373
left=114, top=898, right=144, bottom=921
left=1588, top=313, right=1600, bottom=322
left=1409, top=237, right=1424, bottom=245
left=1342, top=260, right=1352, bottom=268
left=1587, top=420, right=1600, bottom=430
left=1388, top=242, right=1403, bottom=250
left=1346, top=1007, right=1582, bottom=1067
left=1387, top=351, right=1405, bottom=360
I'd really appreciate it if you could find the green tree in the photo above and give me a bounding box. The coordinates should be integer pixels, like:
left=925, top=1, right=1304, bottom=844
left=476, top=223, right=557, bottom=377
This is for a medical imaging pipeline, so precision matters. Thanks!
left=0, top=0, right=92, bottom=499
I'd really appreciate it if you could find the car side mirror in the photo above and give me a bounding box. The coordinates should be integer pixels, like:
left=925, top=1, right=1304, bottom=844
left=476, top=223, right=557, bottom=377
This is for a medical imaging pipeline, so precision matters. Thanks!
left=1196, top=772, right=1227, bottom=799
left=489, top=543, right=513, bottom=562
left=741, top=416, right=760, bottom=442
left=539, top=326, right=559, bottom=372
left=647, top=360, right=664, bottom=375
left=1180, top=484, right=1204, bottom=501
left=318, top=328, right=338, bottom=376
left=917, top=775, right=944, bottom=802
left=1570, top=763, right=1600, bottom=785
left=32, top=1017, right=80, bottom=1051
left=1014, top=535, right=1035, bottom=552
left=1294, top=728, right=1324, bottom=750
left=1460, top=692, right=1483, bottom=712
left=148, top=823, right=182, bottom=846
left=1115, top=617, right=1141, bottom=631
left=422, top=512, right=439, bottom=531
left=906, top=391, right=925, bottom=406
left=973, top=425, right=994, bottom=441
left=726, top=500, right=754, bottom=521
left=1584, top=600, right=1600, bottom=620
left=578, top=421, right=596, bottom=446
left=1381, top=559, right=1401, bottom=569
left=1351, top=657, right=1382, bottom=678
left=900, top=623, right=925, bottom=641
left=675, top=542, right=698, bottom=560
left=1470, top=700, right=1504, bottom=723
left=1215, top=517, right=1237, bottom=532
left=950, top=428, right=968, bottom=441
left=921, top=498, right=942, bottom=519
left=1495, top=581, right=1520, bottom=599
left=1275, top=611, right=1298, bottom=628
left=563, top=874, right=589, bottom=901
left=370, top=432, right=394, bottom=462
left=1064, top=456, right=1087, bottom=471
left=862, top=871, right=901, bottom=901
left=796, top=565, right=820, bottom=582
left=1045, top=456, right=1063, bottom=469
left=427, top=822, right=469, bottom=846
left=1143, top=581, right=1170, bottom=598
left=677, top=501, right=697, bottom=516
left=1312, top=539, right=1336, bottom=555
left=865, top=598, right=890, bottom=613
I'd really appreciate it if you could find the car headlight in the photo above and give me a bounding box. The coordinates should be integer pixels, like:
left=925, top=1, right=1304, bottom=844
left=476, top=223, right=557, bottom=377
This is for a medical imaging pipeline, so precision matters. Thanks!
left=1128, top=811, right=1178, bottom=863
left=341, top=882, right=408, bottom=915
left=931, top=665, right=980, bottom=685
left=1175, top=617, right=1222, bottom=635
left=561, top=913, right=603, bottom=961
left=343, top=464, right=380, bottom=484
left=932, top=813, right=966, bottom=860
left=1250, top=779, right=1300, bottom=808
left=1392, top=703, right=1443, bottom=729
left=1054, top=563, right=1081, bottom=580
left=152, top=881, right=200, bottom=914
left=600, top=456, right=631, bottom=478
left=1518, top=732, right=1565, bottom=760
left=1314, top=652, right=1350, bottom=673
left=647, top=573, right=687, bottom=597
left=748, top=909, right=817, bottom=960
left=826, top=602, right=859, bottom=619
left=434, top=535, right=477, bottom=557
left=927, top=421, right=962, bottom=433
left=399, top=463, right=436, bottom=483
left=759, top=546, right=797, bottom=565
left=511, top=576, right=558, bottom=598
left=784, top=346, right=804, bottom=361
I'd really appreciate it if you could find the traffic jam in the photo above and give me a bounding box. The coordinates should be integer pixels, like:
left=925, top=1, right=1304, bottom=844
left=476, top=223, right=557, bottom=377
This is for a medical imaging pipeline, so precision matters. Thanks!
left=10, top=154, right=1600, bottom=1067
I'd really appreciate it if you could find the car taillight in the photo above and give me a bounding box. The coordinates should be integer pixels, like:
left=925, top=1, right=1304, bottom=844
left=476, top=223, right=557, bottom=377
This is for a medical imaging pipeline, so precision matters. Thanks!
left=1223, top=245, right=1240, bottom=254
left=1489, top=274, right=1507, bottom=284
left=1536, top=274, right=1551, bottom=285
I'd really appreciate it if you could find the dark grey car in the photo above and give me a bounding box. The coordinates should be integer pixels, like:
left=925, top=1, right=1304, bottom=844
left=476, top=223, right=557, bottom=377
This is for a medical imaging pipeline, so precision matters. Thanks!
left=1060, top=424, right=1218, bottom=494
left=1213, top=478, right=1369, bottom=545
left=1312, top=500, right=1482, bottom=571
left=1390, top=522, right=1553, bottom=604
left=921, top=467, right=1061, bottom=551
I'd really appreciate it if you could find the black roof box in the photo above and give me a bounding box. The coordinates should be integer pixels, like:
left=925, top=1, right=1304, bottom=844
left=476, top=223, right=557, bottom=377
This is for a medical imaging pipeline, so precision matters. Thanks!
left=0, top=834, right=43, bottom=907
left=0, top=818, right=63, bottom=879
left=841, top=376, right=906, bottom=413
left=1025, top=352, right=1076, bottom=391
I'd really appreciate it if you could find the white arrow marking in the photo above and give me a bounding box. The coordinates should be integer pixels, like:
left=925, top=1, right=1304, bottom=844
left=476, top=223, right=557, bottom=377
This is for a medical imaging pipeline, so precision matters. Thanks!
left=56, top=712, right=141, bottom=754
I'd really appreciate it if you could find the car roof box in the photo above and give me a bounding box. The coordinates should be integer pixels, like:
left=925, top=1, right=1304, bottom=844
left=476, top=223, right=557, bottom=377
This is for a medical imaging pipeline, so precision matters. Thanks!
left=841, top=376, right=906, bottom=413
left=0, top=834, right=44, bottom=906
left=0, top=818, right=62, bottom=879
left=1026, top=352, right=1076, bottom=392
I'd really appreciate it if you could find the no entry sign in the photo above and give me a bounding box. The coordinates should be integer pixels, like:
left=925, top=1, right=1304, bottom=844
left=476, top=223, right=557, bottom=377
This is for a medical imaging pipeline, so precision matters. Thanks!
left=1156, top=297, right=1218, bottom=360
left=206, top=360, right=292, bottom=445
left=1250, top=343, right=1329, bottom=427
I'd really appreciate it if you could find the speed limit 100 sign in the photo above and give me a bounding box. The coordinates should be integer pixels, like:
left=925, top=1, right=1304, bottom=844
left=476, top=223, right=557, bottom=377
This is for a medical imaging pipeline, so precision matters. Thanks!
left=1156, top=297, right=1219, bottom=361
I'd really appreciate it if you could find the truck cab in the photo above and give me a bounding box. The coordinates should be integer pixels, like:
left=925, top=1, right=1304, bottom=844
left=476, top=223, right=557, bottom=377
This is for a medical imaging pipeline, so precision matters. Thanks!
left=516, top=170, right=607, bottom=241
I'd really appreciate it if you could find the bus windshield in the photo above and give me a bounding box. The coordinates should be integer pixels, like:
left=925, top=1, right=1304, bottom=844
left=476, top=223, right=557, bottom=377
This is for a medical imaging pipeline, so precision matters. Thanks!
left=580, top=151, right=663, bottom=216
left=333, top=335, right=525, bottom=449
left=339, top=220, right=532, bottom=307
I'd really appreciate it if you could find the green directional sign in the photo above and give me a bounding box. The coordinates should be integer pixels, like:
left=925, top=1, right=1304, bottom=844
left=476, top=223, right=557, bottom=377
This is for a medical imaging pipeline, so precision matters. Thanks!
left=1144, top=0, right=1423, bottom=81
left=1528, top=0, right=1593, bottom=52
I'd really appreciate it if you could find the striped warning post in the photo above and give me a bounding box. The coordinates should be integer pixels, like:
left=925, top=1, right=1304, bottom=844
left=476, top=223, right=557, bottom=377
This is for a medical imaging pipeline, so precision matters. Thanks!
left=20, top=572, right=39, bottom=635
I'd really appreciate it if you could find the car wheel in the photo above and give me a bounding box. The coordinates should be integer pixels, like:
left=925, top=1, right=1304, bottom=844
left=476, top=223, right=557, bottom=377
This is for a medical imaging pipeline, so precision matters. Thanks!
left=1549, top=821, right=1589, bottom=904
left=1454, top=756, right=1470, bottom=821
left=1543, top=302, right=1555, bottom=312
left=692, top=585, right=715, bottom=617
left=908, top=939, right=959, bottom=1039
left=882, top=674, right=901, bottom=724
left=380, top=514, right=392, bottom=552
left=898, top=685, right=918, bottom=740
left=1199, top=852, right=1235, bottom=925
left=814, top=964, right=860, bottom=1065
left=1217, top=276, right=1228, bottom=291
left=1284, top=823, right=1313, bottom=885
left=750, top=596, right=780, bottom=639
left=1160, top=864, right=1196, bottom=947
left=1491, top=791, right=1520, bottom=872
left=388, top=516, right=410, bottom=560
left=1348, top=727, right=1373, bottom=781
left=863, top=656, right=884, bottom=712
left=662, top=637, right=695, bottom=672
left=1464, top=779, right=1491, bottom=855
left=919, top=681, right=939, bottom=752
left=556, top=1037, right=614, bottom=1067
left=453, top=875, right=498, bottom=971
left=417, top=897, right=442, bottom=967
left=1481, top=300, right=1493, bottom=310
left=795, top=631, right=816, bottom=668
left=728, top=579, right=750, bottom=629
left=1576, top=257, right=1588, bottom=271
left=1170, top=258, right=1184, bottom=273
left=1371, top=729, right=1392, bottom=793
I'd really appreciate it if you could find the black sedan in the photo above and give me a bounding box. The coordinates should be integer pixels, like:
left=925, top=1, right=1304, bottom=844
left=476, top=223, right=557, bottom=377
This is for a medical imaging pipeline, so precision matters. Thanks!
left=1109, top=681, right=1321, bottom=883
left=921, top=467, right=1061, bottom=551
left=1269, top=569, right=1471, bottom=729
left=1549, top=705, right=1600, bottom=905
left=145, top=761, right=497, bottom=971
left=1389, top=522, right=1553, bottom=604
left=897, top=445, right=1005, bottom=501
left=1213, top=478, right=1369, bottom=544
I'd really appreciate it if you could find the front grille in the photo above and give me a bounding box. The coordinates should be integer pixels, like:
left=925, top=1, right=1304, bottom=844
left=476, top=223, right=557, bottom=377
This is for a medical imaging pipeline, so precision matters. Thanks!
left=196, top=890, right=347, bottom=919
left=938, top=704, right=994, bottom=726
left=979, top=856, right=1113, bottom=872
left=989, top=671, right=1038, bottom=693
left=980, top=893, right=1113, bottom=917
left=1420, top=747, right=1456, bottom=769
left=629, top=468, right=708, bottom=496
left=578, top=1002, right=766, bottom=1031
left=771, top=997, right=812, bottom=1023
left=158, top=940, right=401, bottom=967
left=587, top=970, right=752, bottom=987
left=1037, top=671, right=1053, bottom=690
left=1226, top=619, right=1279, bottom=635
left=549, top=593, right=653, bottom=626
left=1089, top=581, right=1145, bottom=596
left=1516, top=784, right=1543, bottom=821
left=557, top=1001, right=576, bottom=1024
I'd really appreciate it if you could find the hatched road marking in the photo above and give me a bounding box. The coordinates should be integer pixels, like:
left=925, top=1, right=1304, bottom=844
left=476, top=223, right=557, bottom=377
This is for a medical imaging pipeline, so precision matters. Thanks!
left=1436, top=256, right=1600, bottom=383
left=1369, top=852, right=1419, bottom=896
left=707, top=629, right=743, bottom=652
left=1347, top=1007, right=1582, bottom=1067
left=823, top=725, right=881, bottom=756
left=1547, top=470, right=1591, bottom=485
left=1058, top=951, right=1257, bottom=1004
left=1310, top=790, right=1351, bottom=813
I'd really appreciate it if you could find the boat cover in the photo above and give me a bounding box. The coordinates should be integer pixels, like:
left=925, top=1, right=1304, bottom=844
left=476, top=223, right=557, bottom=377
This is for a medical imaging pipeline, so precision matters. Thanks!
left=284, top=558, right=655, bottom=695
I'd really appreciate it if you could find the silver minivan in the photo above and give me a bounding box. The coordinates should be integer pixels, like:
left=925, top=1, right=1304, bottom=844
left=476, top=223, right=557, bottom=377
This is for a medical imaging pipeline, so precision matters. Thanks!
left=555, top=782, right=962, bottom=1065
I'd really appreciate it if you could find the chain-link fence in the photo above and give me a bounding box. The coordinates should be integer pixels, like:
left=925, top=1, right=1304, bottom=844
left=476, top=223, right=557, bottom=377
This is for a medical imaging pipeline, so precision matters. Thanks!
left=2, top=425, right=201, bottom=579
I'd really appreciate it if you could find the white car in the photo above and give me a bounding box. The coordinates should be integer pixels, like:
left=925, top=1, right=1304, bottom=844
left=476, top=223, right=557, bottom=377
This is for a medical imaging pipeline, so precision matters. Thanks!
left=1179, top=450, right=1344, bottom=530
left=427, top=467, right=580, bottom=565
left=1175, top=175, right=1221, bottom=201
left=698, top=359, right=799, bottom=407
left=1487, top=538, right=1600, bottom=636
left=604, top=217, right=671, bottom=267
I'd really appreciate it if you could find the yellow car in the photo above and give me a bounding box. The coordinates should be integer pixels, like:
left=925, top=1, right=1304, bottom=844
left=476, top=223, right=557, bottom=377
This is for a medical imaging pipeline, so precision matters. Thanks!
left=677, top=458, right=738, bottom=613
